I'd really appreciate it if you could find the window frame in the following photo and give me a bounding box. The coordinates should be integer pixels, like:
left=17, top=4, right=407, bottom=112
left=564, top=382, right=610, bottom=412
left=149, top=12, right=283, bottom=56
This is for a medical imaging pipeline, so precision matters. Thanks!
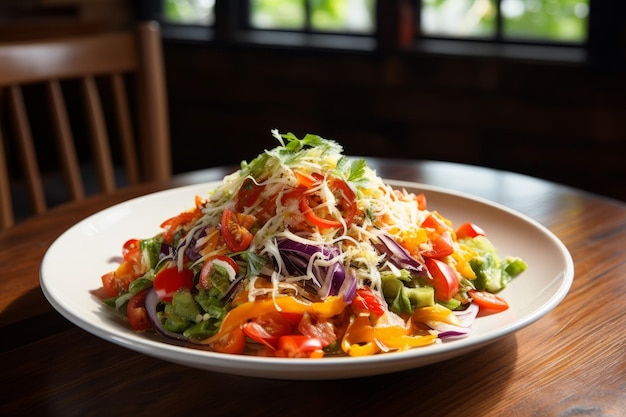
left=136, top=0, right=622, bottom=67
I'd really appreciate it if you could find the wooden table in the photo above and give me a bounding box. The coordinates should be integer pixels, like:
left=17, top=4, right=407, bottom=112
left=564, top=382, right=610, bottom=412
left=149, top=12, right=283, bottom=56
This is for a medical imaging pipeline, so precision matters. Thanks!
left=1, top=159, right=624, bottom=416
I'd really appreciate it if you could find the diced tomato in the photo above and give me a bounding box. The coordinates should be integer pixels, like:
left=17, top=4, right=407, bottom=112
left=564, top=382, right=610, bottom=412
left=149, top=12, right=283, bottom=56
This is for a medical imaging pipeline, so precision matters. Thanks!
left=415, top=193, right=427, bottom=210
left=242, top=312, right=293, bottom=349
left=100, top=271, right=129, bottom=298
left=280, top=312, right=304, bottom=327
left=256, top=194, right=278, bottom=223
left=424, top=258, right=460, bottom=302
left=281, top=188, right=305, bottom=208
left=195, top=195, right=207, bottom=209
left=420, top=213, right=442, bottom=231
left=100, top=237, right=148, bottom=297
left=424, top=232, right=454, bottom=259
left=420, top=214, right=454, bottom=258
left=220, top=208, right=255, bottom=252
left=276, top=335, right=324, bottom=358
left=297, top=313, right=336, bottom=347
left=126, top=289, right=152, bottom=331
left=456, top=222, right=486, bottom=239
left=352, top=287, right=387, bottom=317
left=153, top=267, right=195, bottom=302
left=468, top=289, right=509, bottom=313
left=235, top=178, right=265, bottom=212
left=209, top=326, right=246, bottom=354
left=100, top=259, right=140, bottom=298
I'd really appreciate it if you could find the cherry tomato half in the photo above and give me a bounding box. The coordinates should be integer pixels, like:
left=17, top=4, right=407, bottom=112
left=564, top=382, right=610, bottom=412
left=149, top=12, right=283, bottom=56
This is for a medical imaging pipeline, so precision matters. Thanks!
left=415, top=193, right=427, bottom=210
left=198, top=255, right=240, bottom=290
left=456, top=222, right=486, bottom=239
left=424, top=258, right=460, bottom=302
left=127, top=289, right=152, bottom=331
left=153, top=267, right=195, bottom=302
left=420, top=214, right=454, bottom=259
left=100, top=271, right=129, bottom=298
left=242, top=312, right=293, bottom=349
left=220, top=208, right=255, bottom=252
left=236, top=178, right=265, bottom=212
left=122, top=239, right=141, bottom=262
left=352, top=287, right=387, bottom=317
left=100, top=259, right=141, bottom=298
left=468, top=289, right=509, bottom=313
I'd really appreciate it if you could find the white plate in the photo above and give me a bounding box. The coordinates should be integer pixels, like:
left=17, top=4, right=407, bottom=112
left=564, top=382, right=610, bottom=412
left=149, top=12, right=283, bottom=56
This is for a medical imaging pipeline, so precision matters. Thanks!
left=40, top=179, right=574, bottom=380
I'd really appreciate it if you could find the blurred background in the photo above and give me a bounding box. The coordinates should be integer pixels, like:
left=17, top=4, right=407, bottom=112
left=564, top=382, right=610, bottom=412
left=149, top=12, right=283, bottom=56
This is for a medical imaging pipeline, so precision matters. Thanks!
left=1, top=0, right=625, bottom=200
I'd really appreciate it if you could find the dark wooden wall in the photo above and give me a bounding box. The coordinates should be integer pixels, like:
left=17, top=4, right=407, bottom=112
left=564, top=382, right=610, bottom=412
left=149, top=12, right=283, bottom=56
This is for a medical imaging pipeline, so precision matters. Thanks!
left=1, top=0, right=624, bottom=201
left=163, top=41, right=626, bottom=201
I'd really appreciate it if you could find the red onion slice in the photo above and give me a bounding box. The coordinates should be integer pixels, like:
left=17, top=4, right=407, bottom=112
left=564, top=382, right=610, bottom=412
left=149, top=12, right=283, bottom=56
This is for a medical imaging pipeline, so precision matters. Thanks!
left=276, top=238, right=355, bottom=302
left=433, top=303, right=480, bottom=339
left=144, top=288, right=190, bottom=342
left=375, top=233, right=426, bottom=276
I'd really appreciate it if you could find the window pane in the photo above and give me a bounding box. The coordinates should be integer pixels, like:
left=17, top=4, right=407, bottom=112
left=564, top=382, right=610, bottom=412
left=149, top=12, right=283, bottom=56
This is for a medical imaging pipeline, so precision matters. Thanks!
left=164, top=0, right=215, bottom=25
left=249, top=0, right=306, bottom=29
left=502, top=0, right=589, bottom=42
left=421, top=0, right=497, bottom=38
left=310, top=0, right=375, bottom=33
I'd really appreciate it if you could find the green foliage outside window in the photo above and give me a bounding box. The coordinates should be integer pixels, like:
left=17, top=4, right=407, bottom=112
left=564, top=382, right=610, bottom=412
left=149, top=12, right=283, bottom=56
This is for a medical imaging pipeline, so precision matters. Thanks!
left=164, top=0, right=215, bottom=25
left=162, top=0, right=588, bottom=43
left=422, top=0, right=589, bottom=42
left=502, top=0, right=589, bottom=42
left=250, top=0, right=374, bottom=33
left=249, top=0, right=306, bottom=29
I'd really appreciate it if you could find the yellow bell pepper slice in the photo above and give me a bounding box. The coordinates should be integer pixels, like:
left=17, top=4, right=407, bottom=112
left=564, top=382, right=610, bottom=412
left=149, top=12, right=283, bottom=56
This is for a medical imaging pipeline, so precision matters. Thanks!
left=341, top=315, right=437, bottom=357
left=411, top=304, right=461, bottom=327
left=200, top=295, right=347, bottom=345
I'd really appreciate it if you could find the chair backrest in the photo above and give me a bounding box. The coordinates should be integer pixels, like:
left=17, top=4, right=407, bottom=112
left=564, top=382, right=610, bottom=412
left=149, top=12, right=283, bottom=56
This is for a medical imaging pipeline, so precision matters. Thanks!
left=0, top=21, right=171, bottom=229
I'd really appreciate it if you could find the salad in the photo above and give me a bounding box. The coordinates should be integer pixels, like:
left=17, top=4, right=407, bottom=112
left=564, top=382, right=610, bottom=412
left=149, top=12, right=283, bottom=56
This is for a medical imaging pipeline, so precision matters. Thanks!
left=96, top=130, right=527, bottom=358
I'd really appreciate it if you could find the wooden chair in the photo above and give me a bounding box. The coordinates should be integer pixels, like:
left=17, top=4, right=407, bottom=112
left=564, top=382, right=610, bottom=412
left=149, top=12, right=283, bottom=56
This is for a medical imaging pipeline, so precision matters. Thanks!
left=0, top=21, right=171, bottom=229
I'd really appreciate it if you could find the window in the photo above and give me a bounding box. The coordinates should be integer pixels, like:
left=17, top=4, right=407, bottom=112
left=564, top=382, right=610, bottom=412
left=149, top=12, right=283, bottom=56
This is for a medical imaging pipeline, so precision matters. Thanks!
left=160, top=0, right=588, bottom=43
left=163, top=0, right=216, bottom=26
left=421, top=0, right=589, bottom=44
left=247, top=0, right=375, bottom=34
left=146, top=0, right=604, bottom=62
